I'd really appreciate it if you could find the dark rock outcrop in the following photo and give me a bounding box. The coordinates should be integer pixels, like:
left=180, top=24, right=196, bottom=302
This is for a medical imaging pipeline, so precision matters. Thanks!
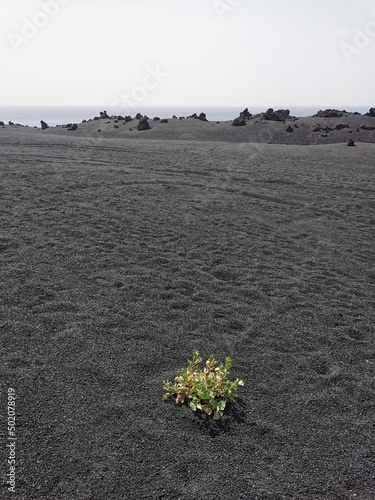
left=100, top=111, right=110, bottom=119
left=153, top=117, right=160, bottom=121
left=365, top=107, right=375, bottom=117
left=360, top=125, right=375, bottom=131
left=348, top=139, right=356, bottom=146
left=40, top=120, right=49, bottom=130
left=160, top=119, right=168, bottom=123
left=68, top=124, right=78, bottom=131
left=232, top=117, right=247, bottom=127
left=313, top=125, right=334, bottom=133
left=186, top=112, right=208, bottom=121
left=198, top=112, right=208, bottom=122
left=137, top=117, right=150, bottom=131
left=135, top=113, right=143, bottom=120
left=313, top=109, right=344, bottom=118
left=262, top=108, right=290, bottom=121
left=240, top=108, right=252, bottom=119
left=286, top=126, right=293, bottom=133
left=0, top=121, right=4, bottom=126
left=125, top=116, right=132, bottom=123
left=335, top=123, right=349, bottom=130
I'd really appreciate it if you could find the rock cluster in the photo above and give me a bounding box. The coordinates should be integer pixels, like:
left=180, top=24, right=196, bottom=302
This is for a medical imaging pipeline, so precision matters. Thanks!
left=262, top=108, right=290, bottom=121
left=240, top=108, right=252, bottom=119
left=188, top=112, right=208, bottom=121
left=137, top=117, right=150, bottom=131
left=198, top=112, right=208, bottom=122
left=232, top=117, right=247, bottom=127
left=365, top=107, right=375, bottom=117
left=335, top=123, right=349, bottom=130
left=313, top=109, right=344, bottom=118
left=313, top=125, right=334, bottom=133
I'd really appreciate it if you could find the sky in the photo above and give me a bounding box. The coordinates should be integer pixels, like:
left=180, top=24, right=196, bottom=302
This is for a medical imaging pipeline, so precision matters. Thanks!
left=1, top=0, right=375, bottom=108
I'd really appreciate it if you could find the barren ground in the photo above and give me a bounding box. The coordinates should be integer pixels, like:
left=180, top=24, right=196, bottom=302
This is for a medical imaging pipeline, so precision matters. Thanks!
left=0, top=125, right=374, bottom=499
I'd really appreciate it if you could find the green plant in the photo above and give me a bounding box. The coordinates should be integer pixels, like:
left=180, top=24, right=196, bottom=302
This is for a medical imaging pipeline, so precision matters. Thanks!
left=163, top=351, right=244, bottom=420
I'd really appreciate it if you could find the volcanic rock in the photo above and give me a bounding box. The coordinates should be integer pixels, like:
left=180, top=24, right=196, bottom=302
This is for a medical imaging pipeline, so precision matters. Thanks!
left=232, top=117, right=247, bottom=127
left=314, top=109, right=344, bottom=118
left=335, top=123, right=349, bottom=130
left=198, top=113, right=208, bottom=122
left=137, top=117, right=150, bottom=131
left=240, top=108, right=252, bottom=119
left=262, top=108, right=290, bottom=121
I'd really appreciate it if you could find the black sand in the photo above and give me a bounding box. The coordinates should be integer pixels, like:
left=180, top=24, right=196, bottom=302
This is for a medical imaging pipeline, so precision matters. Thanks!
left=1, top=127, right=374, bottom=499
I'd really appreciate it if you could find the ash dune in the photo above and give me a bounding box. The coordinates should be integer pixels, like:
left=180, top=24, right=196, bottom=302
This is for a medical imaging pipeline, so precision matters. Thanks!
left=0, top=126, right=374, bottom=499
left=2, top=108, right=375, bottom=146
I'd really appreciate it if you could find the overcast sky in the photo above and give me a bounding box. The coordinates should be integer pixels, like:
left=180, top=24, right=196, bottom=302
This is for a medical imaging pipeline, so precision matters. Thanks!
left=2, top=0, right=375, bottom=108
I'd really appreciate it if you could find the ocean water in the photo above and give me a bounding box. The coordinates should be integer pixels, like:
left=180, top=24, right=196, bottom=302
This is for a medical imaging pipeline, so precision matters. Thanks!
left=0, top=105, right=371, bottom=128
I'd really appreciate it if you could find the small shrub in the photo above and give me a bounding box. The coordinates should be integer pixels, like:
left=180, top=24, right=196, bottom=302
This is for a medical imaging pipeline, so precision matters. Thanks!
left=163, top=351, right=244, bottom=420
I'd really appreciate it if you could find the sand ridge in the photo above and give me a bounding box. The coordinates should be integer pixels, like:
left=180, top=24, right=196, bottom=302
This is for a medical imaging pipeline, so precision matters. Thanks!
left=2, top=110, right=375, bottom=145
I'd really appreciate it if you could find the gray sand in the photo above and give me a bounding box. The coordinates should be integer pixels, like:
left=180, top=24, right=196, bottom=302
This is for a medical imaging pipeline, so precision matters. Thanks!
left=1, top=124, right=374, bottom=499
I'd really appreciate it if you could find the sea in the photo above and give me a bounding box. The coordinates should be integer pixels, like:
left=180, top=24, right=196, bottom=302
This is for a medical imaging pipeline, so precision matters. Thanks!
left=0, top=105, right=371, bottom=128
